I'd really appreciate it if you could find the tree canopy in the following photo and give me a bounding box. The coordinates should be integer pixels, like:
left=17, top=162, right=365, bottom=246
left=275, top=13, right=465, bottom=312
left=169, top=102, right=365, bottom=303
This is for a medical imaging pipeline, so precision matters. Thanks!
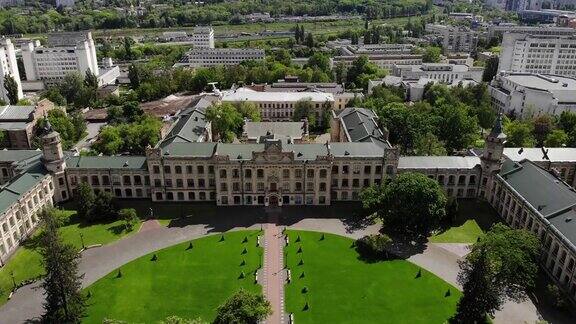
left=213, top=289, right=272, bottom=324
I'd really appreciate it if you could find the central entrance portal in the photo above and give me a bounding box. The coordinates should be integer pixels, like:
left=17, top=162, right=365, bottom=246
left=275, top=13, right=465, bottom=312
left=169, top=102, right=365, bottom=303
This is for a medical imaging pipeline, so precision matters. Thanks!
left=269, top=195, right=279, bottom=206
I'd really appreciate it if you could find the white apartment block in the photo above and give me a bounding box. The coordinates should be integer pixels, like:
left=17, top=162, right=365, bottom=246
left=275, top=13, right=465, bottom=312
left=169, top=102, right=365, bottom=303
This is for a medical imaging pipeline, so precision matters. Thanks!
left=425, top=24, right=478, bottom=54
left=220, top=87, right=334, bottom=122
left=192, top=26, right=215, bottom=49
left=175, top=48, right=265, bottom=68
left=0, top=38, right=23, bottom=103
left=489, top=72, right=576, bottom=117
left=500, top=34, right=576, bottom=76
left=21, top=31, right=99, bottom=86
left=391, top=63, right=484, bottom=84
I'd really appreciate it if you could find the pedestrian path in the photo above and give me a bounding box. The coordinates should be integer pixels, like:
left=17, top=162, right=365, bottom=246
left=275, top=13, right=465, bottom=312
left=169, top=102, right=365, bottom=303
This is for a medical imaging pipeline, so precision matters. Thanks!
left=263, top=209, right=286, bottom=324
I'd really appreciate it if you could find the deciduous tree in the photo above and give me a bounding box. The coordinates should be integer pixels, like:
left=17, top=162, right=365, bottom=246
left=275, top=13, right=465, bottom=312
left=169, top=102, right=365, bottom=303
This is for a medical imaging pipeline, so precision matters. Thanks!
left=213, top=289, right=271, bottom=324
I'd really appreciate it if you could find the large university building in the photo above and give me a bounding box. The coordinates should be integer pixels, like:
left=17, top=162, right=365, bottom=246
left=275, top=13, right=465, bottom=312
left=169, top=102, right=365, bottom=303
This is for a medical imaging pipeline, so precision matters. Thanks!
left=499, top=33, right=576, bottom=76
left=3, top=106, right=576, bottom=304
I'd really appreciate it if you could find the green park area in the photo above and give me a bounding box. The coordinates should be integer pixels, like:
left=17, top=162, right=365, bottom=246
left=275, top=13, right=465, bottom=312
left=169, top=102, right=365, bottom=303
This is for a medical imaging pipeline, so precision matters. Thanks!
left=83, top=230, right=262, bottom=323
left=0, top=209, right=137, bottom=306
left=429, top=200, right=500, bottom=244
left=284, top=230, right=461, bottom=323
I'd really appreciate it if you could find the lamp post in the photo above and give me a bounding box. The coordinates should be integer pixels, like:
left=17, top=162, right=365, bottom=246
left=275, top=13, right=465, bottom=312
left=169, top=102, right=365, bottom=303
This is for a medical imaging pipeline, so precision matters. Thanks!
left=10, top=271, right=16, bottom=289
left=80, top=233, right=85, bottom=249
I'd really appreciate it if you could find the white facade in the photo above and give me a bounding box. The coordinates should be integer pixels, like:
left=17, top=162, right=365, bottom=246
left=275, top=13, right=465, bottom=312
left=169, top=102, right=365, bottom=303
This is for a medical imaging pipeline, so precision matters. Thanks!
left=175, top=48, right=265, bottom=68
left=21, top=31, right=99, bottom=86
left=488, top=25, right=576, bottom=38
left=490, top=72, right=576, bottom=117
left=192, top=26, right=214, bottom=49
left=333, top=54, right=423, bottom=70
left=0, top=38, right=23, bottom=103
left=500, top=34, right=576, bottom=76
left=391, top=63, right=484, bottom=83
left=221, top=87, right=334, bottom=122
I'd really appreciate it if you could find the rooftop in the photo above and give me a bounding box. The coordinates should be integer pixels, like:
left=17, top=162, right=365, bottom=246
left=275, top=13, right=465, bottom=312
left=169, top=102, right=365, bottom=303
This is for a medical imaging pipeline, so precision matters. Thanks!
left=66, top=156, right=148, bottom=170
left=0, top=170, right=47, bottom=217
left=0, top=105, right=35, bottom=121
left=504, top=147, right=576, bottom=163
left=161, top=107, right=210, bottom=145
left=336, top=107, right=385, bottom=143
left=244, top=122, right=306, bottom=140
left=221, top=87, right=334, bottom=103
left=398, top=156, right=481, bottom=169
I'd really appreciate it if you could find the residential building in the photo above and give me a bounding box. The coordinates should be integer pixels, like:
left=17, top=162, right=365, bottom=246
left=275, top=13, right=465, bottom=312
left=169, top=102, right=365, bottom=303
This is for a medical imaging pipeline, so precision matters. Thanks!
left=0, top=38, right=23, bottom=104
left=220, top=87, right=334, bottom=122
left=489, top=72, right=576, bottom=116
left=174, top=48, right=265, bottom=68
left=499, top=33, right=576, bottom=76
left=338, top=44, right=416, bottom=56
left=21, top=31, right=100, bottom=86
left=425, top=24, right=478, bottom=54
left=390, top=63, right=484, bottom=84
left=0, top=99, right=57, bottom=149
left=192, top=26, right=214, bottom=49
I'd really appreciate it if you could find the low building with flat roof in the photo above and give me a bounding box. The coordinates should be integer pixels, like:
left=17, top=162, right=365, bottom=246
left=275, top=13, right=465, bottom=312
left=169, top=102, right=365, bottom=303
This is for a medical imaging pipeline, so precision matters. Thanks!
left=242, top=121, right=308, bottom=143
left=490, top=72, right=576, bottom=116
left=0, top=99, right=57, bottom=149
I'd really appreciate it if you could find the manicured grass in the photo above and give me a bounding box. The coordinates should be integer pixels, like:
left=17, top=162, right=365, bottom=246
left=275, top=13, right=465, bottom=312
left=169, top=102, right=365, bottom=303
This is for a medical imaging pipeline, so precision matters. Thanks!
left=429, top=200, right=500, bottom=244
left=429, top=220, right=484, bottom=243
left=284, top=230, right=461, bottom=323
left=0, top=210, right=136, bottom=306
left=83, top=230, right=263, bottom=323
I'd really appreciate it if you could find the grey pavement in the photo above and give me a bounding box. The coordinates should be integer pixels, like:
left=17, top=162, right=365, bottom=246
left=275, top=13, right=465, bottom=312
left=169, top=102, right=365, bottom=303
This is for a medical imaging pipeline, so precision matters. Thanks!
left=74, top=122, right=106, bottom=151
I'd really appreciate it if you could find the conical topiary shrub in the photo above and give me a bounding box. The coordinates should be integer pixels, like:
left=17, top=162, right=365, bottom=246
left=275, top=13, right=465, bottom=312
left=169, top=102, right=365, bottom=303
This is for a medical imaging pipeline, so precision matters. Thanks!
left=445, top=289, right=451, bottom=297
left=297, top=246, right=302, bottom=253
left=295, top=235, right=301, bottom=243
left=240, top=259, right=246, bottom=266
left=303, top=302, right=309, bottom=311
left=300, top=271, right=305, bottom=278
left=239, top=271, right=245, bottom=279
left=151, top=254, right=158, bottom=261
left=116, top=269, right=122, bottom=278
left=242, top=236, right=248, bottom=243
left=242, top=247, right=247, bottom=254
left=219, top=235, right=225, bottom=242
left=186, top=242, right=193, bottom=250
left=320, top=234, right=325, bottom=241
left=298, top=259, right=304, bottom=266
left=415, top=269, right=422, bottom=279
left=301, top=286, right=308, bottom=294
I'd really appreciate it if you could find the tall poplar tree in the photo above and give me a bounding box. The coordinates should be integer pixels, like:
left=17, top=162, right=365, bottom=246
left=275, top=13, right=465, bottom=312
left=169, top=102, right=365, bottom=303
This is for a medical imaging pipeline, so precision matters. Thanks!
left=40, top=209, right=86, bottom=323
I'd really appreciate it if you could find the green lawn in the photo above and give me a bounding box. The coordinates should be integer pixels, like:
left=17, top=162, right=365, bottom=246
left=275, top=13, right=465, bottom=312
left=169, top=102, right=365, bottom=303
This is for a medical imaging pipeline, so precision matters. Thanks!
left=285, top=230, right=461, bottom=323
left=0, top=210, right=136, bottom=306
left=429, top=200, right=500, bottom=244
left=83, top=230, right=263, bottom=323
left=429, top=220, right=484, bottom=243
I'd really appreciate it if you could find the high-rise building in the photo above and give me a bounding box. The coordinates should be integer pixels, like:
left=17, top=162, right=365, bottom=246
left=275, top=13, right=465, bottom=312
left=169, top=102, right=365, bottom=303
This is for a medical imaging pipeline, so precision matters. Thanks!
left=499, top=33, right=576, bottom=76
left=21, top=31, right=99, bottom=86
left=0, top=38, right=23, bottom=103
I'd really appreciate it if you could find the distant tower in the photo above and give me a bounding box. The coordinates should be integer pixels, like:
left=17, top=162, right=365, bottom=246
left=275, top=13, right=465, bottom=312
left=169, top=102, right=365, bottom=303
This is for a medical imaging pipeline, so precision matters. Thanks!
left=41, top=119, right=66, bottom=173
left=480, top=114, right=506, bottom=198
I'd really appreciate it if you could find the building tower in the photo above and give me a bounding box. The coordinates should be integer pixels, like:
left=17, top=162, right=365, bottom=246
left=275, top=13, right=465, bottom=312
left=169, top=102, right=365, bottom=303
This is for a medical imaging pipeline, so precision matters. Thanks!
left=480, top=113, right=507, bottom=198
left=41, top=119, right=66, bottom=173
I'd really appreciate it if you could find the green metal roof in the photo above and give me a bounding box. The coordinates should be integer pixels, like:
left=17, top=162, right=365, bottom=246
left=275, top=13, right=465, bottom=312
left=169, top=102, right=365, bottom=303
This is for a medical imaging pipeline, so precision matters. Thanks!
left=67, top=156, right=148, bottom=170
left=0, top=149, right=42, bottom=162
left=0, top=171, right=47, bottom=217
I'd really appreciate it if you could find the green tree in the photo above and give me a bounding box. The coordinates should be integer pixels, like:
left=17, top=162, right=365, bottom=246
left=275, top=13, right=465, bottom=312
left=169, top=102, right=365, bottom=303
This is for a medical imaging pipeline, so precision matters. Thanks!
left=123, top=37, right=133, bottom=60
left=213, top=289, right=272, bottom=324
left=84, top=69, right=98, bottom=90
left=435, top=103, right=479, bottom=153
left=414, top=131, right=447, bottom=156
left=93, top=126, right=123, bottom=155
left=3, top=74, right=19, bottom=104
left=118, top=208, right=138, bottom=231
left=380, top=172, right=447, bottom=235
left=40, top=209, right=86, bottom=322
left=482, top=56, right=499, bottom=82
left=306, top=52, right=330, bottom=73
left=467, top=223, right=540, bottom=301
left=206, top=102, right=244, bottom=142
left=88, top=191, right=117, bottom=222
left=292, top=99, right=316, bottom=125
left=359, top=183, right=387, bottom=214
left=77, top=182, right=95, bottom=219
left=505, top=120, right=536, bottom=147
left=236, top=102, right=261, bottom=122
left=42, top=87, right=66, bottom=106
left=423, top=46, right=441, bottom=63
left=532, top=115, right=554, bottom=146
left=545, top=129, right=569, bottom=147
left=451, top=247, right=500, bottom=323
left=305, top=32, right=315, bottom=48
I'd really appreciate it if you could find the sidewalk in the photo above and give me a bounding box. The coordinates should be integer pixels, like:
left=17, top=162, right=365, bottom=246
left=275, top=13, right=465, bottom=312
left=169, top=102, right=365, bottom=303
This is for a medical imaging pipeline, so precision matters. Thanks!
left=263, top=210, right=285, bottom=324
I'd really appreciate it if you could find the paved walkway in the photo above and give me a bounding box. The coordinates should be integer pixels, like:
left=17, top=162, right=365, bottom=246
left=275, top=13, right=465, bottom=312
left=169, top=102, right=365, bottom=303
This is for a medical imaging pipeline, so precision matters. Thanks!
left=263, top=210, right=285, bottom=324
